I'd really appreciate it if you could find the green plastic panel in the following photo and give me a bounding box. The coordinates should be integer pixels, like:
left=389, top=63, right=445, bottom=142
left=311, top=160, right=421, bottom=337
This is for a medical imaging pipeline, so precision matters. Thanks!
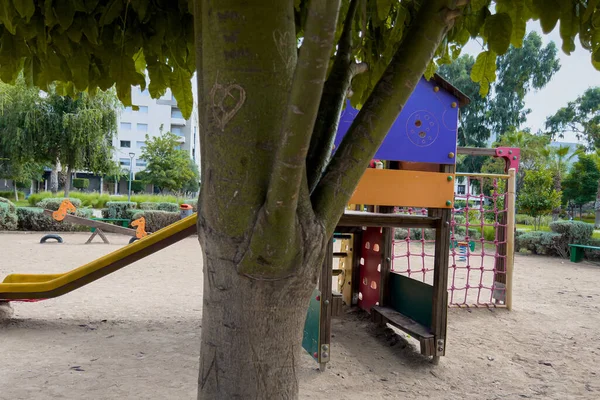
left=389, top=273, right=433, bottom=330
left=302, top=288, right=321, bottom=361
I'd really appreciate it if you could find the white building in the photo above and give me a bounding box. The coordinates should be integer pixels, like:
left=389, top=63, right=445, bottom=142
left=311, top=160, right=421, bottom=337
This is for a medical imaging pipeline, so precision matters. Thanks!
left=114, top=85, right=199, bottom=177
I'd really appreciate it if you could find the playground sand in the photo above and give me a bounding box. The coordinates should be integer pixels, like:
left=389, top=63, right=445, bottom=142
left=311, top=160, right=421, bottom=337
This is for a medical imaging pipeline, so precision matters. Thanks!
left=1, top=232, right=599, bottom=399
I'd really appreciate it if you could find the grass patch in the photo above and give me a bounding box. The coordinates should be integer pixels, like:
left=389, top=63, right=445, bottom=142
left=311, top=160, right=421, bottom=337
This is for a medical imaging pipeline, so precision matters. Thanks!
left=27, top=192, right=196, bottom=209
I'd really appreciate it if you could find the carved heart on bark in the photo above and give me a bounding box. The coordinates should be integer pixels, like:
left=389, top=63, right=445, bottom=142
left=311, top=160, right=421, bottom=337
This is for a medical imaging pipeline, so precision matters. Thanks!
left=210, top=76, right=247, bottom=132
left=273, top=30, right=293, bottom=68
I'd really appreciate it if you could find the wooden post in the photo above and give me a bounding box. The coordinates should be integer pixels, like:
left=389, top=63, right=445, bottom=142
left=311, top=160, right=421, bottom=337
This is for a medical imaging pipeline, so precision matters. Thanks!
left=505, top=168, right=516, bottom=311
left=351, top=231, right=363, bottom=306
left=318, top=238, right=333, bottom=371
left=379, top=207, right=394, bottom=307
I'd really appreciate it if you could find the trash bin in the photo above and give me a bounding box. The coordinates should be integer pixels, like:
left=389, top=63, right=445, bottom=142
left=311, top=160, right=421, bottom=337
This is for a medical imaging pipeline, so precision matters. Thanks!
left=180, top=204, right=194, bottom=219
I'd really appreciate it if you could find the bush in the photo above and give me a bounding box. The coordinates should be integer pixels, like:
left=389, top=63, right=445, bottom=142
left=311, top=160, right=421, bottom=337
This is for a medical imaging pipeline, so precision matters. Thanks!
left=394, top=228, right=435, bottom=240
left=453, top=225, right=481, bottom=240
left=183, top=199, right=198, bottom=212
left=549, top=220, right=594, bottom=257
left=483, top=225, right=496, bottom=241
left=139, top=202, right=179, bottom=212
left=27, top=191, right=192, bottom=209
left=453, top=215, right=466, bottom=225
left=16, top=207, right=92, bottom=231
left=131, top=210, right=180, bottom=232
left=515, top=231, right=562, bottom=256
left=0, top=190, right=26, bottom=201
left=72, top=178, right=90, bottom=190
left=36, top=197, right=83, bottom=211
left=106, top=201, right=137, bottom=219
left=0, top=198, right=18, bottom=230
left=584, top=238, right=600, bottom=261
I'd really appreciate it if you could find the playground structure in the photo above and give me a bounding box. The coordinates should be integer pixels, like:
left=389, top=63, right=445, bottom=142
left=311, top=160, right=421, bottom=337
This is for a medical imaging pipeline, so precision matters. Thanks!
left=0, top=74, right=518, bottom=372
left=38, top=199, right=146, bottom=244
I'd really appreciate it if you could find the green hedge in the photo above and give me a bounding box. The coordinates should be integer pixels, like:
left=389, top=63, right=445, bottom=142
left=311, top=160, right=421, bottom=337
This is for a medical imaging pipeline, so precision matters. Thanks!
left=0, top=191, right=25, bottom=201
left=138, top=202, right=179, bottom=212
left=0, top=198, right=18, bottom=231
left=515, top=231, right=562, bottom=256
left=105, top=201, right=137, bottom=219
left=131, top=180, right=145, bottom=193
left=28, top=191, right=191, bottom=209
left=16, top=207, right=93, bottom=231
left=72, top=178, right=90, bottom=190
left=36, top=197, right=83, bottom=211
left=131, top=210, right=180, bottom=232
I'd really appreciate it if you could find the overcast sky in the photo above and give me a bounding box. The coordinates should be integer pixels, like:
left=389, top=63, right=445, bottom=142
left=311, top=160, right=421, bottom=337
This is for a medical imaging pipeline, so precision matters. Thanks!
left=461, top=21, right=600, bottom=144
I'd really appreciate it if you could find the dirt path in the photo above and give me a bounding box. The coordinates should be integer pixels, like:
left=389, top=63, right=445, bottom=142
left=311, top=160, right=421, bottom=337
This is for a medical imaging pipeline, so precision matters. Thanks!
left=1, top=232, right=599, bottom=399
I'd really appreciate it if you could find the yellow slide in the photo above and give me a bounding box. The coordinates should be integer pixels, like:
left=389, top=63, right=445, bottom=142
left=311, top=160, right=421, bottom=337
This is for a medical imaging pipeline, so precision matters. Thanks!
left=0, top=213, right=198, bottom=301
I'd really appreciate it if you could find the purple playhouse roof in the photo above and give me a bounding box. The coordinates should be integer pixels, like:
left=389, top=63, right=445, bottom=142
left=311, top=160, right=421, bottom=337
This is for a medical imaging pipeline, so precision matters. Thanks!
left=333, top=74, right=470, bottom=165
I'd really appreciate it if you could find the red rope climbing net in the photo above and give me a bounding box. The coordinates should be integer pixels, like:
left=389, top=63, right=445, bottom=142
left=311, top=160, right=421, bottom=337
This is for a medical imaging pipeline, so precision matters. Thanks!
left=392, top=174, right=510, bottom=308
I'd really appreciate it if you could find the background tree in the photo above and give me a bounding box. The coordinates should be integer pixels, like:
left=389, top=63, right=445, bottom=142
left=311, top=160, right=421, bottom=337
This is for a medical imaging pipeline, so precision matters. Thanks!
left=5, top=1, right=600, bottom=398
left=541, top=144, right=581, bottom=219
left=562, top=154, right=600, bottom=221
left=517, top=169, right=561, bottom=230
left=438, top=32, right=560, bottom=173
left=546, top=88, right=600, bottom=226
left=140, top=131, right=196, bottom=194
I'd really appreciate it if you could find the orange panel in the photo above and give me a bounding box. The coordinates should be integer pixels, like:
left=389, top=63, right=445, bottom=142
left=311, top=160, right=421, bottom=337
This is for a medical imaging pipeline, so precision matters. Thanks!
left=349, top=169, right=454, bottom=208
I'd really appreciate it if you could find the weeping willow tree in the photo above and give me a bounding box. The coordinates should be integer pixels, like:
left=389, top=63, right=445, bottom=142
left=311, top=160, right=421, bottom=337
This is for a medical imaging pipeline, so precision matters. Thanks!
left=0, top=76, right=119, bottom=196
left=4, top=0, right=600, bottom=399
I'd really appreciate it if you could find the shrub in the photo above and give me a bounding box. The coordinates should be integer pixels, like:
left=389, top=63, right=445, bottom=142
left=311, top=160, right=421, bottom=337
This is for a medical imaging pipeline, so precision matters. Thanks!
left=453, top=226, right=481, bottom=240
left=0, top=190, right=25, bottom=201
left=549, top=220, right=594, bottom=257
left=131, top=210, right=180, bottom=232
left=72, top=178, right=90, bottom=190
left=394, top=228, right=435, bottom=240
left=584, top=238, right=600, bottom=261
left=36, top=197, right=83, bottom=211
left=483, top=225, right=496, bottom=241
left=139, top=202, right=179, bottom=212
left=515, top=231, right=562, bottom=256
left=453, top=215, right=466, bottom=225
left=16, top=207, right=91, bottom=231
left=0, top=199, right=18, bottom=231
left=183, top=199, right=198, bottom=212
left=106, top=201, right=137, bottom=219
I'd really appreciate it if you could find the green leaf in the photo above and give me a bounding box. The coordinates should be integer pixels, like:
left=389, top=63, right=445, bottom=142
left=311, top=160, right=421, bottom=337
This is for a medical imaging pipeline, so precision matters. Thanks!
left=470, top=50, right=497, bottom=97
left=133, top=48, right=146, bottom=75
left=531, top=0, right=560, bottom=33
left=14, top=0, right=36, bottom=22
left=0, top=1, right=18, bottom=34
left=147, top=60, right=171, bottom=98
left=583, top=0, right=600, bottom=23
left=471, top=0, right=490, bottom=11
left=70, top=46, right=90, bottom=90
left=559, top=2, right=577, bottom=55
left=376, top=0, right=392, bottom=22
left=497, top=0, right=530, bottom=48
left=170, top=68, right=193, bottom=119
left=81, top=16, right=99, bottom=44
left=55, top=0, right=76, bottom=30
left=465, top=6, right=490, bottom=38
left=484, top=13, right=512, bottom=54
left=99, top=0, right=123, bottom=27
left=424, top=60, right=437, bottom=80
left=110, top=53, right=145, bottom=105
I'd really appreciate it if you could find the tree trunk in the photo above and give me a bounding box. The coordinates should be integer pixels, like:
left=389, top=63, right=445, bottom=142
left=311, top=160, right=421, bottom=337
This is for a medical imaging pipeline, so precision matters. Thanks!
left=13, top=181, right=19, bottom=202
left=552, top=175, right=561, bottom=221
left=197, top=240, right=322, bottom=399
left=63, top=165, right=71, bottom=198
left=595, top=178, right=600, bottom=228
left=50, top=162, right=59, bottom=194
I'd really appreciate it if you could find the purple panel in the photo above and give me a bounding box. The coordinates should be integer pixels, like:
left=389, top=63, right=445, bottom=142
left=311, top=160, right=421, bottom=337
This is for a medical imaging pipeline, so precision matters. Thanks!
left=334, top=77, right=459, bottom=164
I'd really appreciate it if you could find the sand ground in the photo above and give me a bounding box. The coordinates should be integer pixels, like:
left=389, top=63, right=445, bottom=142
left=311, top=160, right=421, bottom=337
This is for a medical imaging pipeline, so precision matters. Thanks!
left=1, top=232, right=599, bottom=400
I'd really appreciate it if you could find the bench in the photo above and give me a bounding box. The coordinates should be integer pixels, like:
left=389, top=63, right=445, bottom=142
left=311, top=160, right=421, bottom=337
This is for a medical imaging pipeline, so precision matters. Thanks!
left=569, top=244, right=600, bottom=263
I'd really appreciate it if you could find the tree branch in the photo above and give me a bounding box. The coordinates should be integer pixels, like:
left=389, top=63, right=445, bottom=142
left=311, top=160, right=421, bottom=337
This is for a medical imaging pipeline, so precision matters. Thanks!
left=311, top=0, right=464, bottom=236
left=265, top=0, right=341, bottom=227
left=306, top=0, right=364, bottom=193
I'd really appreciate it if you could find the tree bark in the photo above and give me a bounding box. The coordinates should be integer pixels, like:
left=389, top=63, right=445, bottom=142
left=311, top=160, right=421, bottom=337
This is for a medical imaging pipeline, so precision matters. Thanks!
left=197, top=234, right=324, bottom=399
left=50, top=161, right=59, bottom=194
left=13, top=181, right=19, bottom=202
left=63, top=165, right=71, bottom=198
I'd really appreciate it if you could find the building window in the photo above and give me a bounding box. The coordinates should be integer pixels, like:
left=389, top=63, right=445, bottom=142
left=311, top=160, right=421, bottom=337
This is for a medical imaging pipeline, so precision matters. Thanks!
left=120, top=140, right=131, bottom=148
left=136, top=159, right=147, bottom=167
left=120, top=122, right=132, bottom=130
left=136, top=141, right=146, bottom=149
left=171, top=126, right=183, bottom=136
left=119, top=158, right=131, bottom=166
left=171, top=108, right=184, bottom=119
left=137, top=123, right=148, bottom=132
left=139, top=87, right=149, bottom=96
left=457, top=185, right=466, bottom=195
left=137, top=106, right=148, bottom=113
left=123, top=106, right=132, bottom=113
